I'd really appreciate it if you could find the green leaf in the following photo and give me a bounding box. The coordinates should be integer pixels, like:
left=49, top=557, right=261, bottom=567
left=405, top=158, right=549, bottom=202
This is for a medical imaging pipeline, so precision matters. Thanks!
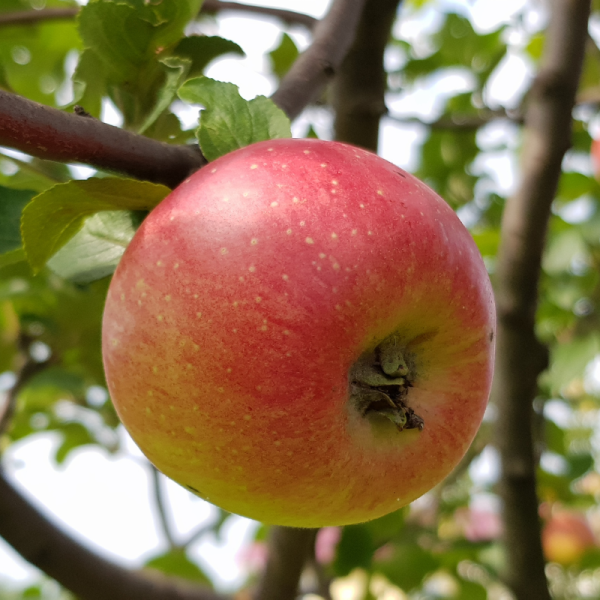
left=0, top=186, right=36, bottom=261
left=378, top=543, right=439, bottom=592
left=55, top=421, right=96, bottom=464
left=333, top=525, right=374, bottom=576
left=71, top=49, right=107, bottom=119
left=145, top=549, right=212, bottom=584
left=138, top=56, right=191, bottom=134
left=177, top=76, right=291, bottom=161
left=47, top=210, right=145, bottom=284
left=269, top=33, right=299, bottom=80
left=173, top=35, right=244, bottom=79
left=21, top=178, right=169, bottom=272
left=545, top=333, right=600, bottom=393
left=455, top=579, right=487, bottom=600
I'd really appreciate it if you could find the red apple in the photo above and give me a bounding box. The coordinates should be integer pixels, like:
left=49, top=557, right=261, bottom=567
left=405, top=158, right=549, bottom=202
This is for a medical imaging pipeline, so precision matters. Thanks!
left=102, top=139, right=495, bottom=527
left=542, top=510, right=596, bottom=565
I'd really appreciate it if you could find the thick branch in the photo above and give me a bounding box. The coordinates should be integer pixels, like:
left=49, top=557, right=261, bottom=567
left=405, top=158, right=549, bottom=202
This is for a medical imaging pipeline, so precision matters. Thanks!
left=271, top=0, right=367, bottom=121
left=0, top=472, right=228, bottom=600
left=492, top=2, right=591, bottom=599
left=0, top=2, right=315, bottom=29
left=0, top=91, right=204, bottom=188
left=331, top=0, right=402, bottom=151
left=253, top=527, right=317, bottom=600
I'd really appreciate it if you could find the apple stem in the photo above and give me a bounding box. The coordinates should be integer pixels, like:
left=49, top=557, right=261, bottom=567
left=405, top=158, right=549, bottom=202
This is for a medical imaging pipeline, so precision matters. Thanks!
left=349, top=335, right=424, bottom=432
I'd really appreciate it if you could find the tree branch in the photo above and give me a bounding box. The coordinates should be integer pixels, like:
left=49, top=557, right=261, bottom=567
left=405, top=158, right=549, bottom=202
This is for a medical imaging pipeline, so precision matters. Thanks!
left=0, top=90, right=204, bottom=188
left=492, top=2, right=591, bottom=599
left=271, top=0, right=367, bottom=121
left=252, top=527, right=317, bottom=600
left=0, top=333, right=51, bottom=441
left=150, top=466, right=177, bottom=550
left=385, top=108, right=524, bottom=131
left=331, top=0, right=403, bottom=151
left=0, top=2, right=316, bottom=29
left=202, top=0, right=316, bottom=29
left=0, top=472, right=228, bottom=600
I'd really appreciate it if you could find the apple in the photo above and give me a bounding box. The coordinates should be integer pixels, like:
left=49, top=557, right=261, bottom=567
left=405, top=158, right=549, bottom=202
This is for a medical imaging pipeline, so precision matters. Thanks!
left=102, top=139, right=495, bottom=527
left=542, top=510, right=596, bottom=565
left=592, top=137, right=600, bottom=179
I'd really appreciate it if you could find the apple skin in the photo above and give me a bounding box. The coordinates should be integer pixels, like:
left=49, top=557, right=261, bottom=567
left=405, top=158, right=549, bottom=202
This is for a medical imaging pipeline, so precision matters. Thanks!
left=542, top=510, right=596, bottom=565
left=102, top=139, right=495, bottom=527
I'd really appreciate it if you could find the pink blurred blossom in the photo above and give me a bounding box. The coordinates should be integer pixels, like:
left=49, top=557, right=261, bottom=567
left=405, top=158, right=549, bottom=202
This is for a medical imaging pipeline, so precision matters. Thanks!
left=455, top=507, right=502, bottom=542
left=315, top=527, right=341, bottom=564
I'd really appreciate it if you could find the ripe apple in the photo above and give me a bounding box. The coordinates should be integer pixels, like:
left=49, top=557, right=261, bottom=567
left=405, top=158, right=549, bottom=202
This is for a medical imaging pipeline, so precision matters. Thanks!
left=542, top=510, right=596, bottom=565
left=102, top=139, right=495, bottom=527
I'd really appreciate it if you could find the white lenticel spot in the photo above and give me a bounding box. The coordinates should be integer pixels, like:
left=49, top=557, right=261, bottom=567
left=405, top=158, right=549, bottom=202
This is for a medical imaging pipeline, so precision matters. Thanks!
left=260, top=325, right=267, bottom=331
left=222, top=197, right=229, bottom=202
left=156, top=261, right=163, bottom=267
left=282, top=164, right=288, bottom=169
left=303, top=150, right=310, bottom=154
left=332, top=180, right=338, bottom=185
left=174, top=263, right=179, bottom=269
left=250, top=164, right=258, bottom=169
left=293, top=197, right=299, bottom=203
left=243, top=192, right=249, bottom=197
left=255, top=297, right=262, bottom=303
left=249, top=266, right=256, bottom=272
left=377, top=190, right=383, bottom=195
left=351, top=229, right=357, bottom=235
left=306, top=237, right=314, bottom=244
left=283, top=330, right=290, bottom=335
left=164, top=295, right=171, bottom=301
left=300, top=221, right=305, bottom=226
left=333, top=264, right=340, bottom=270
left=368, top=231, right=373, bottom=235
left=221, top=248, right=228, bottom=254
left=170, top=216, right=175, bottom=221
left=271, top=202, right=278, bottom=207
left=157, top=315, right=163, bottom=321
left=196, top=312, right=202, bottom=318
left=194, top=294, right=199, bottom=299
left=319, top=253, right=326, bottom=259
left=286, top=229, right=292, bottom=235
left=250, top=238, right=258, bottom=245
left=359, top=204, right=364, bottom=208
left=211, top=168, right=217, bottom=173
left=320, top=163, right=327, bottom=167
left=331, top=233, right=338, bottom=239
left=282, top=274, right=289, bottom=280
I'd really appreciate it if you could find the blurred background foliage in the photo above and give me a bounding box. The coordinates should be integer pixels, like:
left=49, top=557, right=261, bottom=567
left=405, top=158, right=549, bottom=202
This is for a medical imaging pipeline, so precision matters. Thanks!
left=3, top=0, right=600, bottom=599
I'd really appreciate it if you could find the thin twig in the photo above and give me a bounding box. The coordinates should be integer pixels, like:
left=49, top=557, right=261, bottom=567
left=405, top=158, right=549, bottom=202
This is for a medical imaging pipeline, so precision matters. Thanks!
left=202, top=0, right=316, bottom=29
left=0, top=2, right=316, bottom=29
left=150, top=466, right=177, bottom=550
left=0, top=333, right=52, bottom=441
left=271, top=0, right=368, bottom=121
left=492, top=2, right=591, bottom=599
left=0, top=472, right=229, bottom=600
left=384, top=108, right=524, bottom=130
left=0, top=91, right=204, bottom=188
left=0, top=7, right=78, bottom=26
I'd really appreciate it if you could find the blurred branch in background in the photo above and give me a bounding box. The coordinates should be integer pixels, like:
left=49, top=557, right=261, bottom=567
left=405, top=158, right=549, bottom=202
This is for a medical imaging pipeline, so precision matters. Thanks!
left=0, top=473, right=229, bottom=600
left=252, top=527, right=317, bottom=600
left=492, top=1, right=592, bottom=599
left=0, top=1, right=317, bottom=29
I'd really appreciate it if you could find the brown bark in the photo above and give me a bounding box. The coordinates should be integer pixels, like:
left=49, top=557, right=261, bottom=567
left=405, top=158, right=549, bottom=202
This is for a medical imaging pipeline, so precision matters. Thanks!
left=252, top=527, right=317, bottom=600
left=492, top=1, right=591, bottom=599
left=271, top=0, right=368, bottom=121
left=332, top=0, right=403, bottom=151
left=0, top=90, right=204, bottom=188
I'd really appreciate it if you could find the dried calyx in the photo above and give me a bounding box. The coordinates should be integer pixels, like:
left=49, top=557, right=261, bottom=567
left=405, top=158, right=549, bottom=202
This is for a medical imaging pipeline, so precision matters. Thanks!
left=349, top=333, right=424, bottom=432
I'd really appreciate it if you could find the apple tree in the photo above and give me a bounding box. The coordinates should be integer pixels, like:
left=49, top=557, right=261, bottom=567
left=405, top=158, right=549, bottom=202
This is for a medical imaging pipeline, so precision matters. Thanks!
left=0, top=1, right=599, bottom=599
